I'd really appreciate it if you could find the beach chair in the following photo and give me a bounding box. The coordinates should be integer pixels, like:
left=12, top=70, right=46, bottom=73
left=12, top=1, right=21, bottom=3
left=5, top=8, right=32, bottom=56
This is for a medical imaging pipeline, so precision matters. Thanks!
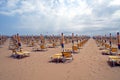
left=99, top=42, right=105, bottom=50
left=40, top=44, right=48, bottom=51
left=72, top=45, right=80, bottom=53
left=48, top=43, right=57, bottom=48
left=32, top=44, right=48, bottom=51
left=12, top=49, right=30, bottom=59
left=110, top=47, right=118, bottom=55
left=102, top=44, right=111, bottom=55
left=77, top=43, right=83, bottom=49
left=50, top=51, right=73, bottom=63
left=32, top=45, right=40, bottom=51
left=62, top=51, right=73, bottom=60
left=108, top=55, right=120, bottom=67
left=64, top=45, right=80, bottom=53
left=52, top=43, right=57, bottom=48
left=28, top=41, right=35, bottom=47
left=96, top=41, right=100, bottom=47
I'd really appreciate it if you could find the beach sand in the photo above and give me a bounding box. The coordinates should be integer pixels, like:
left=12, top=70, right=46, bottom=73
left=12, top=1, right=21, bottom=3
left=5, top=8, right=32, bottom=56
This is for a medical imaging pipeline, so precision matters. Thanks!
left=0, top=38, right=120, bottom=80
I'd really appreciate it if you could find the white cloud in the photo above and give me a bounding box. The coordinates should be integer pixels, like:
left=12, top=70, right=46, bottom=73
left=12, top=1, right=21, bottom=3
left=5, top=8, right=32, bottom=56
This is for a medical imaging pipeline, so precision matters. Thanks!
left=12, top=0, right=93, bottom=32
left=112, top=10, right=120, bottom=18
left=109, top=0, right=120, bottom=6
left=6, top=0, right=19, bottom=8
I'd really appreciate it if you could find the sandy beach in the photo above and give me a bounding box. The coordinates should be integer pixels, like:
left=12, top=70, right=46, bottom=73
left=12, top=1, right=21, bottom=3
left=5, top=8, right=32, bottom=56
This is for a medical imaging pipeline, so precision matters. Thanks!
left=0, top=38, right=120, bottom=80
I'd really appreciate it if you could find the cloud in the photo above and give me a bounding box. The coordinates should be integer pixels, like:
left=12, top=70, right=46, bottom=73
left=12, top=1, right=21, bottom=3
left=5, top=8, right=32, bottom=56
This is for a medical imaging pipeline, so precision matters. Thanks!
left=112, top=10, right=120, bottom=18
left=0, top=0, right=120, bottom=35
left=109, top=0, right=120, bottom=6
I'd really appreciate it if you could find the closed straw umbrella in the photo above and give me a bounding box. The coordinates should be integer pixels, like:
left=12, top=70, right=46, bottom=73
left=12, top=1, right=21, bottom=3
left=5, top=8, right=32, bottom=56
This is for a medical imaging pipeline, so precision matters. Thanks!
left=109, top=33, right=112, bottom=48
left=117, top=32, right=120, bottom=49
left=72, top=33, right=74, bottom=46
left=60, top=33, right=64, bottom=52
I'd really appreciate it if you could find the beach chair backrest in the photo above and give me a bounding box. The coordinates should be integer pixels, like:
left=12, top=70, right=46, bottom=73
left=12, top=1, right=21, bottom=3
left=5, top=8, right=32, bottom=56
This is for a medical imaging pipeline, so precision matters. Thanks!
left=41, top=45, right=45, bottom=49
left=62, top=52, right=72, bottom=58
left=77, top=43, right=82, bottom=48
left=105, top=44, right=110, bottom=49
left=72, top=46, right=78, bottom=50
left=111, top=48, right=117, bottom=53
left=53, top=43, right=56, bottom=47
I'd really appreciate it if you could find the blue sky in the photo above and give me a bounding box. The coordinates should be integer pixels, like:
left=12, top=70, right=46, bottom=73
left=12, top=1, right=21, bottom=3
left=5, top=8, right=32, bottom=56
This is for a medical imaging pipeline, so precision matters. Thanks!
left=0, top=0, right=120, bottom=36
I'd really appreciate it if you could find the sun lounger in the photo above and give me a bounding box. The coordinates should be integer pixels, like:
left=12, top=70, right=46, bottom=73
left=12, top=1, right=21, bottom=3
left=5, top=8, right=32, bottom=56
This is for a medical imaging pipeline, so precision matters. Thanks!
left=110, top=47, right=118, bottom=55
left=102, top=44, right=111, bottom=55
left=108, top=54, right=120, bottom=67
left=50, top=51, right=73, bottom=63
left=40, top=44, right=48, bottom=51
left=64, top=45, right=80, bottom=53
left=32, top=43, right=48, bottom=51
left=12, top=49, right=30, bottom=59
